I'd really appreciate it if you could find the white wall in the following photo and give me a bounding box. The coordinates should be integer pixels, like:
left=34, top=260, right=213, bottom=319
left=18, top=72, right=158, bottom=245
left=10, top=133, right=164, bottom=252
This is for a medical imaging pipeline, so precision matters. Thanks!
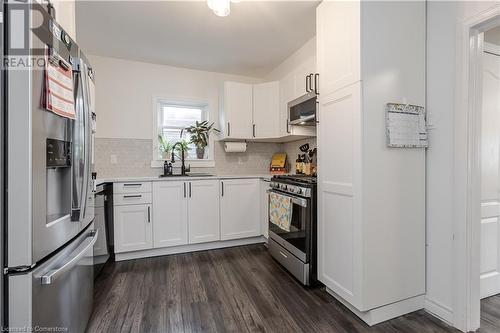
left=425, top=1, right=500, bottom=329
left=264, top=37, right=316, bottom=81
left=52, top=0, right=76, bottom=40
left=88, top=55, right=259, bottom=139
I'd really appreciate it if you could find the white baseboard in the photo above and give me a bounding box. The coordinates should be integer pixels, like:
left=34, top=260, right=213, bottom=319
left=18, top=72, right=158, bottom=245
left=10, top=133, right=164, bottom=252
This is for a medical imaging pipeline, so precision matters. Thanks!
left=115, top=236, right=266, bottom=261
left=325, top=287, right=424, bottom=326
left=424, top=297, right=454, bottom=325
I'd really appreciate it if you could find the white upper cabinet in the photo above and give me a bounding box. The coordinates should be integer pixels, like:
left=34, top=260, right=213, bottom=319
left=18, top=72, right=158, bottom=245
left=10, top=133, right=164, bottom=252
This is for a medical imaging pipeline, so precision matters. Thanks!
left=293, top=56, right=317, bottom=99
left=278, top=59, right=317, bottom=138
left=220, top=179, right=260, bottom=240
left=152, top=181, right=188, bottom=248
left=188, top=180, right=221, bottom=244
left=253, top=81, right=280, bottom=138
left=279, top=73, right=295, bottom=136
left=221, top=81, right=280, bottom=140
left=317, top=0, right=360, bottom=95
left=221, top=82, right=253, bottom=139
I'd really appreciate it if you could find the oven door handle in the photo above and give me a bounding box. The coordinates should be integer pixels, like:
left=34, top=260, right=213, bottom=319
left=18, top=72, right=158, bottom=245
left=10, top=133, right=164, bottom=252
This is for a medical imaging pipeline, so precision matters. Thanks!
left=267, top=190, right=308, bottom=208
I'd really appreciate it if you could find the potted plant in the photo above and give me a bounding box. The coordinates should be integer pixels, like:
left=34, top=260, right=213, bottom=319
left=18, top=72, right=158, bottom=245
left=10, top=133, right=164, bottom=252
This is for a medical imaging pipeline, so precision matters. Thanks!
left=183, top=120, right=220, bottom=159
left=174, top=138, right=190, bottom=155
left=158, top=134, right=174, bottom=160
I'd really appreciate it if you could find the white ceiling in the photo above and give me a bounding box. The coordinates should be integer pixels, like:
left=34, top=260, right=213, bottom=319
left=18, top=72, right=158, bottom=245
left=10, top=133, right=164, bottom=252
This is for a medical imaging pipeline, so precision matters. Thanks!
left=75, top=1, right=318, bottom=78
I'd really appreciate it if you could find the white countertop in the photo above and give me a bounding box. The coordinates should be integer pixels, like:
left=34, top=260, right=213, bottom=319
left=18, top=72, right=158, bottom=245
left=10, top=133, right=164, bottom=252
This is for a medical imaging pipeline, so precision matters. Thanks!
left=96, top=173, right=273, bottom=185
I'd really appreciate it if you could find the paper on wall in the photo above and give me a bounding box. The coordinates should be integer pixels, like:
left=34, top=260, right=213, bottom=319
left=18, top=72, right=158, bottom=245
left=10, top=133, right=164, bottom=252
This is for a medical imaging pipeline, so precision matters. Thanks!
left=386, top=103, right=428, bottom=148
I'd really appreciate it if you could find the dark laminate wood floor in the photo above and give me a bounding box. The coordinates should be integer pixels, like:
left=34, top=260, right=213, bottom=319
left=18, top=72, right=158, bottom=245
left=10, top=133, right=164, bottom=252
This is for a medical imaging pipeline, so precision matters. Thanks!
left=86, top=244, right=461, bottom=333
left=480, top=294, right=500, bottom=333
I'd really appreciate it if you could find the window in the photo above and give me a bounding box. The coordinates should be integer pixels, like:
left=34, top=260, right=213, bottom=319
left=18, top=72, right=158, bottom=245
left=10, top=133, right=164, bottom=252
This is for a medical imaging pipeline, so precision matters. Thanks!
left=154, top=99, right=210, bottom=161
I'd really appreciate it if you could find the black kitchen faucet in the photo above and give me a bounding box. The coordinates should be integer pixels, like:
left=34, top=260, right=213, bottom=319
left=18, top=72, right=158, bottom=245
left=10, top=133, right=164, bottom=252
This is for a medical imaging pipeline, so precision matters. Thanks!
left=171, top=142, right=190, bottom=176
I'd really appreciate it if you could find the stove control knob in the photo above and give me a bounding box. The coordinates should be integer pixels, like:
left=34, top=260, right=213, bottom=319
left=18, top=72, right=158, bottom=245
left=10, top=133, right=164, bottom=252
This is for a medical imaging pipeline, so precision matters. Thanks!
left=289, top=187, right=295, bottom=193
left=281, top=184, right=288, bottom=191
left=296, top=188, right=302, bottom=195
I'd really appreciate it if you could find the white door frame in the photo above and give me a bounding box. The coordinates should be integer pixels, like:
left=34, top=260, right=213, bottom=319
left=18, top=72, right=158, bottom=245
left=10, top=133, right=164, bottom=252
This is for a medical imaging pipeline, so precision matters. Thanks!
left=454, top=6, right=500, bottom=332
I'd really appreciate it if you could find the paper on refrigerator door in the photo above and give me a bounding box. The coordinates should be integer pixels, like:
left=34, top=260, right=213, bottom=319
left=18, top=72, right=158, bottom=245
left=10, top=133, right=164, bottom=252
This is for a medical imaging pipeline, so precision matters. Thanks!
left=44, top=47, right=76, bottom=119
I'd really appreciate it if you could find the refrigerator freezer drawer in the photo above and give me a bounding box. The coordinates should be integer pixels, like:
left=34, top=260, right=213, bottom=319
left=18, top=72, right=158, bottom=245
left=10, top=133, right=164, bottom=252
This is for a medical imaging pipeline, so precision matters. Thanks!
left=8, top=226, right=98, bottom=332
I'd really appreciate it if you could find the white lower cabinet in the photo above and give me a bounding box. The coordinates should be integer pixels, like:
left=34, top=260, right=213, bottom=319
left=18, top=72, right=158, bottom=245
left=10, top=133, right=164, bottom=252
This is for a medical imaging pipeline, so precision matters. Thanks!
left=115, top=178, right=264, bottom=256
left=220, top=179, right=260, bottom=240
left=152, top=181, right=188, bottom=248
left=114, top=204, right=153, bottom=253
left=152, top=180, right=220, bottom=246
left=260, top=180, right=270, bottom=239
left=188, top=180, right=221, bottom=244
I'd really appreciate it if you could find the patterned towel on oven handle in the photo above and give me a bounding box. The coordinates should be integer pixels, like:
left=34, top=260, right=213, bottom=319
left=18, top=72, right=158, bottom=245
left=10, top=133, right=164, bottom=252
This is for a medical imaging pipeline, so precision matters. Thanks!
left=269, top=192, right=292, bottom=232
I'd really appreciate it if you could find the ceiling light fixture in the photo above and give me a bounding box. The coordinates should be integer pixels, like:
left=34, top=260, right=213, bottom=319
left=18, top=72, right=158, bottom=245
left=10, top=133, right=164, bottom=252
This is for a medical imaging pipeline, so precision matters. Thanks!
left=207, top=0, right=240, bottom=17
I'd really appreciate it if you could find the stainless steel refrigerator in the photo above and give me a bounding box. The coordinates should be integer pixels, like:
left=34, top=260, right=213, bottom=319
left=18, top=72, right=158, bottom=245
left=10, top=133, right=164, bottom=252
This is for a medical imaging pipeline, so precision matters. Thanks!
left=3, top=1, right=97, bottom=331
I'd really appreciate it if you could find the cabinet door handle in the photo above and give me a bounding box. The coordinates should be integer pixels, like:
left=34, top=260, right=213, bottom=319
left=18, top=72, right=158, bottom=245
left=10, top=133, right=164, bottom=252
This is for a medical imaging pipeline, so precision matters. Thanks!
left=286, top=118, right=291, bottom=134
left=123, top=195, right=142, bottom=199
left=253, top=124, right=256, bottom=137
left=305, top=74, right=310, bottom=92
left=147, top=206, right=151, bottom=223
left=183, top=182, right=186, bottom=198
left=189, top=182, right=192, bottom=198
left=314, top=73, right=319, bottom=95
left=316, top=100, right=320, bottom=124
left=123, top=183, right=142, bottom=187
left=227, top=122, right=230, bottom=137
left=221, top=181, right=224, bottom=197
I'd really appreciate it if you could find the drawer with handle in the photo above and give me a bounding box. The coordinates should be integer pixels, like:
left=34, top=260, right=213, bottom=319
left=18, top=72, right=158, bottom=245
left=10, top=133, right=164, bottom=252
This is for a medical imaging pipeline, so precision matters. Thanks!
left=113, top=181, right=152, bottom=194
left=268, top=237, right=309, bottom=285
left=113, top=192, right=152, bottom=206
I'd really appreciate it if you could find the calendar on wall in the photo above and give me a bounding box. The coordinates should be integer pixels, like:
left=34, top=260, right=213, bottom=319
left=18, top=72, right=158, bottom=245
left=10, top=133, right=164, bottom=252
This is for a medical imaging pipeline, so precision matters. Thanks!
left=385, top=103, right=428, bottom=148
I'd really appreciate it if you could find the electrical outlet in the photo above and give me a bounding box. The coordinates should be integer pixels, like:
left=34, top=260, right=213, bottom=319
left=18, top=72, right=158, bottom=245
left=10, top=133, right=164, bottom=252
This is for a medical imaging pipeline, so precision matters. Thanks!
left=110, top=154, right=118, bottom=164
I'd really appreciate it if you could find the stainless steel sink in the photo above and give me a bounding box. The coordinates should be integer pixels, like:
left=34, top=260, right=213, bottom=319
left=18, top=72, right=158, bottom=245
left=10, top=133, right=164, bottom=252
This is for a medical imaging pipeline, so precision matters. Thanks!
left=186, top=173, right=214, bottom=177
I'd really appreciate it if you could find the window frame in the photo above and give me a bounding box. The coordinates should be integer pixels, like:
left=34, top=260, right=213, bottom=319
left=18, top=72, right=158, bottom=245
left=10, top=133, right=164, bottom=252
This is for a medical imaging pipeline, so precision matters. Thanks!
left=151, top=97, right=216, bottom=168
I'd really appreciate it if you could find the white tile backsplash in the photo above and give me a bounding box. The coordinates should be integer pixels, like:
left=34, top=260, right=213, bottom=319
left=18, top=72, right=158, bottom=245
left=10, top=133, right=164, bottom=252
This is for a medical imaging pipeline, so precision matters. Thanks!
left=95, top=137, right=317, bottom=178
left=283, top=138, right=317, bottom=174
left=95, top=138, right=284, bottom=178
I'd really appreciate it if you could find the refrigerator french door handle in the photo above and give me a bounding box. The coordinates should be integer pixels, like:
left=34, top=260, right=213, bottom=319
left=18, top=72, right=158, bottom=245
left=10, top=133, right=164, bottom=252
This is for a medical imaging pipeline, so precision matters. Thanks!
left=80, top=63, right=91, bottom=220
left=40, top=230, right=98, bottom=285
left=71, top=67, right=86, bottom=221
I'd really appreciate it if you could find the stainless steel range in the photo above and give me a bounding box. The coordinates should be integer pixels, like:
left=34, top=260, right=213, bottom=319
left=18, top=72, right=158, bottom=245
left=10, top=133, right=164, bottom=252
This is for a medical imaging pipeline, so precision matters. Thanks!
left=268, top=175, right=317, bottom=286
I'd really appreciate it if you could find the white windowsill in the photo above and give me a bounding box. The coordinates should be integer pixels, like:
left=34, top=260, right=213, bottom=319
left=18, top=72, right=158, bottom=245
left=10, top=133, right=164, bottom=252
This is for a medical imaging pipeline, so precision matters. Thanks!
left=151, top=159, right=215, bottom=168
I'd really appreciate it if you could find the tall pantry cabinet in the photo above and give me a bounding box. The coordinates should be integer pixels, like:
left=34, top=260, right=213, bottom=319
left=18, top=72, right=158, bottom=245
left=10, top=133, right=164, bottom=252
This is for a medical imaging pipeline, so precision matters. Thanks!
left=316, top=1, right=426, bottom=325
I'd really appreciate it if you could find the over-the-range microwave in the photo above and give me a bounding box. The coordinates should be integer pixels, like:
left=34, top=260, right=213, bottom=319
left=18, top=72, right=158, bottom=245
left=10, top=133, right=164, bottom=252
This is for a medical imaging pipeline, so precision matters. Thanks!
left=288, top=91, right=317, bottom=126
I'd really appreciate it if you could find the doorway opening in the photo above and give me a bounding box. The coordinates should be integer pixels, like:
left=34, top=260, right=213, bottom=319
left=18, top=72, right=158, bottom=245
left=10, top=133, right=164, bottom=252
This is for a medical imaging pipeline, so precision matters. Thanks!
left=479, top=24, right=500, bottom=333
